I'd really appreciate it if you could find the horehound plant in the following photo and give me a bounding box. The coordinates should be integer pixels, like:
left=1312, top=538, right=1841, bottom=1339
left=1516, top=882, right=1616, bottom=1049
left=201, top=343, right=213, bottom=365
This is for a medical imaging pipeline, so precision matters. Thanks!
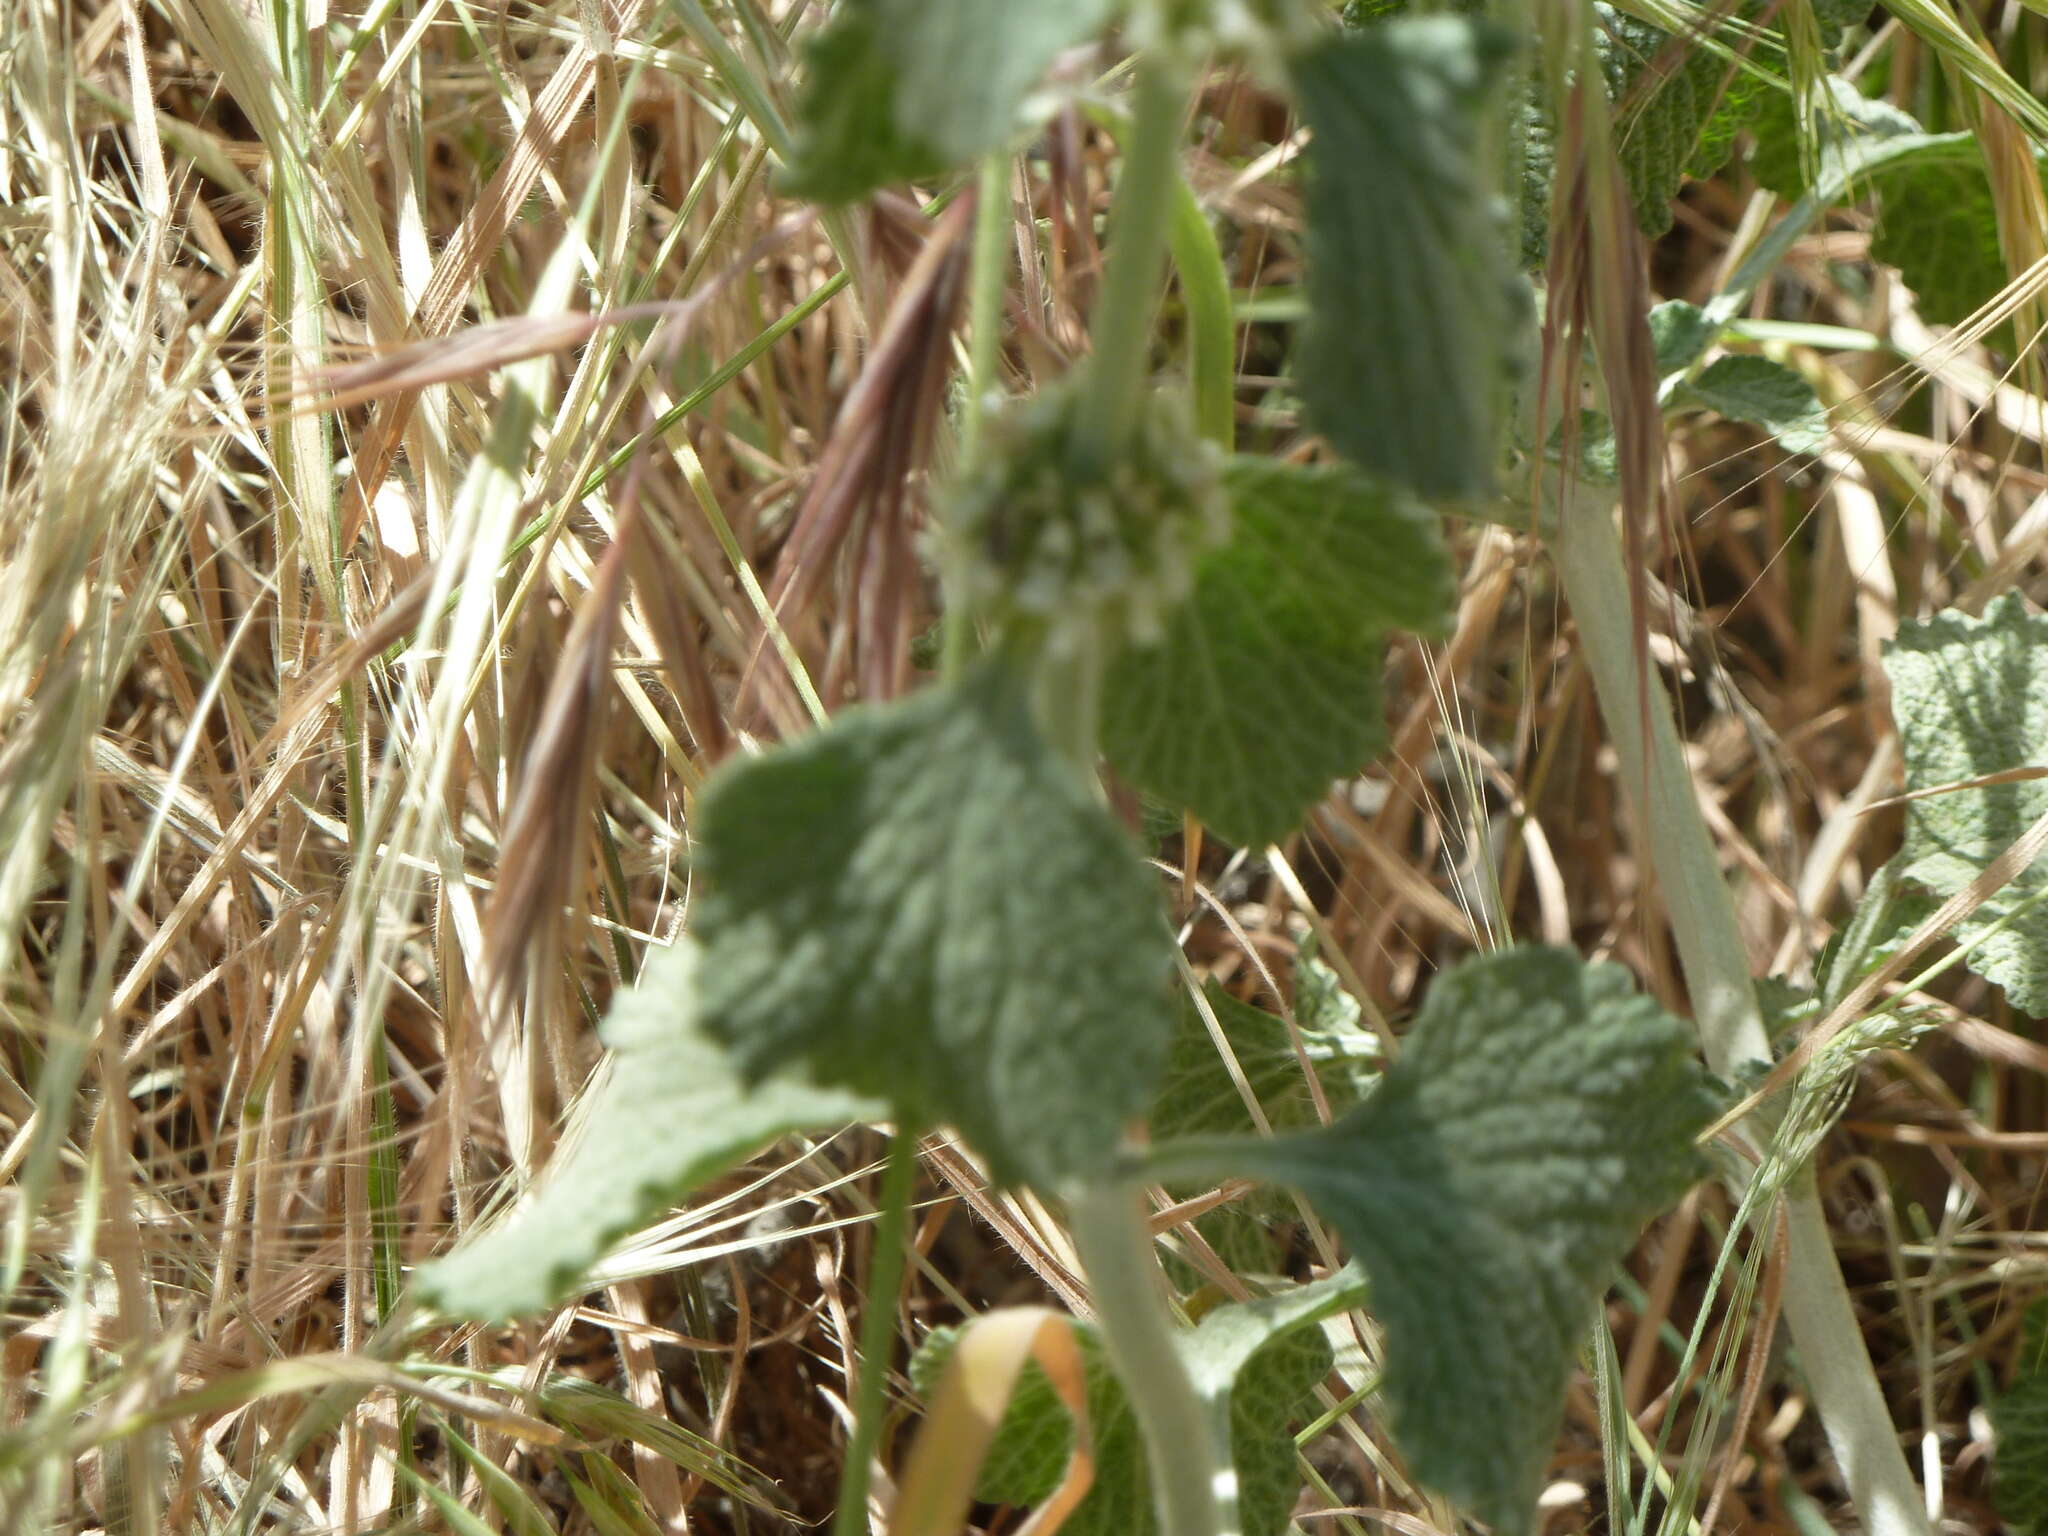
left=417, top=4, right=1946, bottom=1536
left=24, top=0, right=2048, bottom=1529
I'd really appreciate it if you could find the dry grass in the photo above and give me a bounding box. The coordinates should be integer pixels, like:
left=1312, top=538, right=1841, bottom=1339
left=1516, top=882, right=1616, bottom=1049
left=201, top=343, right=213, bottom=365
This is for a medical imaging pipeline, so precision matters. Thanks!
left=4, top=2, right=2048, bottom=1533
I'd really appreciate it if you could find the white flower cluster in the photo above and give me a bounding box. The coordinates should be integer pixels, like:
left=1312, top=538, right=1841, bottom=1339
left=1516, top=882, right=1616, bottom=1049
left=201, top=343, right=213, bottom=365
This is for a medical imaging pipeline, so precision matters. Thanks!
left=945, top=386, right=1229, bottom=658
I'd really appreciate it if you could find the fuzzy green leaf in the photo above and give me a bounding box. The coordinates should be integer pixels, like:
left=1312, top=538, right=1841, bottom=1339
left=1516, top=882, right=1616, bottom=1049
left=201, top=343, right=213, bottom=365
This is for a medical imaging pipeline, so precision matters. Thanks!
left=1809, top=0, right=1875, bottom=44
left=1511, top=89, right=1558, bottom=270
left=912, top=1324, right=1120, bottom=1519
left=783, top=0, right=1111, bottom=202
left=1154, top=970, right=1381, bottom=1283
left=1520, top=6, right=1763, bottom=257
left=1535, top=409, right=1619, bottom=491
left=1101, top=458, right=1452, bottom=848
left=1177, top=1274, right=1359, bottom=1535
left=1291, top=18, right=1523, bottom=500
left=1738, top=102, right=2019, bottom=341
left=1675, top=354, right=1829, bottom=452
left=694, top=662, right=1176, bottom=1186
left=1815, top=860, right=1943, bottom=1011
left=1747, top=77, right=1922, bottom=199
left=1858, top=133, right=2048, bottom=344
left=1600, top=5, right=1765, bottom=238
left=880, top=0, right=1111, bottom=165
left=1996, top=1301, right=2048, bottom=1535
left=909, top=1270, right=1361, bottom=1536
left=1200, top=946, right=1714, bottom=1534
left=1649, top=299, right=1718, bottom=377
left=1869, top=137, right=2006, bottom=330
left=1297, top=949, right=1365, bottom=1035
left=780, top=6, right=946, bottom=202
left=1154, top=981, right=1381, bottom=1143
left=1156, top=988, right=1324, bottom=1142
left=417, top=943, right=880, bottom=1321
left=1882, top=595, right=2048, bottom=1015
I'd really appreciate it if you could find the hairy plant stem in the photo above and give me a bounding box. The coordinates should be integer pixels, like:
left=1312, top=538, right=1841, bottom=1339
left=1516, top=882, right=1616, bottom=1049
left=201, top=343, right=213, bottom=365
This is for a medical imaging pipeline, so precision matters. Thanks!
left=1029, top=640, right=1104, bottom=770
left=1551, top=487, right=1930, bottom=1536
left=1075, top=49, right=1186, bottom=474
left=961, top=154, right=1012, bottom=472
left=941, top=154, right=1015, bottom=683
left=1067, top=1181, right=1224, bottom=1536
left=1027, top=630, right=1220, bottom=1536
left=1004, top=31, right=1218, bottom=1532
left=1078, top=96, right=1234, bottom=452
left=832, top=1127, right=922, bottom=1536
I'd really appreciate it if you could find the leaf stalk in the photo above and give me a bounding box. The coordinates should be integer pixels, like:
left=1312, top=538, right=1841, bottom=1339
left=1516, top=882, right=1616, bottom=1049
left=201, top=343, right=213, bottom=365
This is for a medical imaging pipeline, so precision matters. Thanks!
left=1076, top=50, right=1187, bottom=472
left=1066, top=1181, right=1225, bottom=1536
left=833, top=1127, right=924, bottom=1536
left=942, top=154, right=1016, bottom=682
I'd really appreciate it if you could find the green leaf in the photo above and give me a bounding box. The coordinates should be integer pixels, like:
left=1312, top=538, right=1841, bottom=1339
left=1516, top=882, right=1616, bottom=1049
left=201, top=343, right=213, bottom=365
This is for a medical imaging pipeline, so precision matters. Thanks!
left=1341, top=0, right=1408, bottom=23
left=909, top=1270, right=1362, bottom=1536
left=1649, top=299, right=1719, bottom=378
left=1519, top=6, right=1766, bottom=258
left=782, top=0, right=1112, bottom=202
left=1996, top=1301, right=2048, bottom=1536
left=1296, top=948, right=1365, bottom=1036
left=1154, top=981, right=1381, bottom=1142
left=1531, top=408, right=1619, bottom=493
left=1747, top=76, right=1922, bottom=199
left=1881, top=595, right=2048, bottom=1015
left=1156, top=987, right=1321, bottom=1142
left=1737, top=100, right=2020, bottom=341
left=1344, top=0, right=1546, bottom=266
left=1808, top=0, right=1875, bottom=45
left=1871, top=152, right=2009, bottom=329
left=1291, top=18, right=1524, bottom=500
left=1814, top=859, right=1942, bottom=1011
left=1600, top=5, right=1765, bottom=238
left=1177, top=1274, right=1360, bottom=1534
left=1753, top=974, right=1820, bottom=1044
left=1153, top=974, right=1381, bottom=1284
left=882, top=0, right=1112, bottom=166
left=695, top=662, right=1177, bottom=1186
left=1191, top=946, right=1713, bottom=1534
left=1673, top=353, right=1830, bottom=452
left=909, top=1324, right=1115, bottom=1517
left=1861, top=133, right=2044, bottom=342
left=779, top=6, right=947, bottom=203
left=417, top=943, right=880, bottom=1321
left=1511, top=89, right=1558, bottom=270
left=1101, top=458, right=1452, bottom=848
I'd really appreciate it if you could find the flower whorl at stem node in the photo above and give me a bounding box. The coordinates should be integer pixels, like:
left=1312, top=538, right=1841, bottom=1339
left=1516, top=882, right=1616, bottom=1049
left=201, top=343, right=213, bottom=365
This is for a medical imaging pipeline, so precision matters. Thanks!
left=944, top=384, right=1229, bottom=660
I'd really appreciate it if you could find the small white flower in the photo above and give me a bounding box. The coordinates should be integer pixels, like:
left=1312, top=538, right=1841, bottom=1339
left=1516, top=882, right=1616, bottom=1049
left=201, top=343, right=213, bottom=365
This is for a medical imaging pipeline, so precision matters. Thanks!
left=943, top=384, right=1229, bottom=656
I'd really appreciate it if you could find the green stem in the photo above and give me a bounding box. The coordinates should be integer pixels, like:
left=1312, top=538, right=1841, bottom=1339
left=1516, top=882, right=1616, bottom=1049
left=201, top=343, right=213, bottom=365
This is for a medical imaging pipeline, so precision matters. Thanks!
left=1076, top=50, right=1186, bottom=472
left=1029, top=628, right=1215, bottom=1536
left=1167, top=170, right=1237, bottom=453
left=832, top=1128, right=922, bottom=1536
left=1010, top=51, right=1214, bottom=1520
left=1550, top=486, right=1930, bottom=1536
left=1141, top=1133, right=1266, bottom=1189
left=943, top=154, right=1016, bottom=682
left=1080, top=95, right=1234, bottom=452
left=1067, top=1181, right=1223, bottom=1536
left=961, top=154, right=1013, bottom=472
left=1029, top=640, right=1104, bottom=771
